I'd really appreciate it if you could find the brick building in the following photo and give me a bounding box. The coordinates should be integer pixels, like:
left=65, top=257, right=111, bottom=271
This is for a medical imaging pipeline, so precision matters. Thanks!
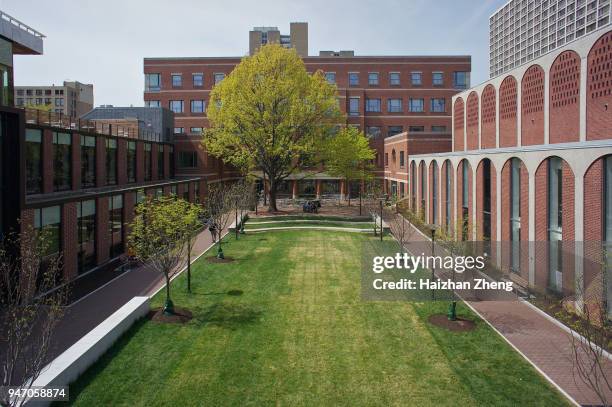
left=402, top=27, right=612, bottom=311
left=1, top=13, right=214, bottom=298
left=143, top=23, right=471, bottom=197
left=15, top=80, right=94, bottom=118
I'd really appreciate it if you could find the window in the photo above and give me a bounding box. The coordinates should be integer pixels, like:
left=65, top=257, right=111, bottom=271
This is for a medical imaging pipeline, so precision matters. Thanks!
left=547, top=157, right=563, bottom=291
left=106, top=138, right=117, bottom=185
left=462, top=161, right=469, bottom=241
left=411, top=161, right=417, bottom=210
left=214, top=73, right=225, bottom=84
left=409, top=126, right=424, bottom=132
left=145, top=73, right=161, bottom=91
left=193, top=73, right=204, bottom=87
left=178, top=151, right=198, bottom=168
left=411, top=72, right=422, bottom=86
left=387, top=126, right=403, bottom=137
left=81, top=135, right=96, bottom=188
left=174, top=127, right=184, bottom=134
left=420, top=163, right=426, bottom=219
left=53, top=132, right=72, bottom=191
left=127, top=141, right=136, bottom=183
left=77, top=200, right=96, bottom=274
left=34, top=206, right=61, bottom=257
left=55, top=98, right=64, bottom=107
left=136, top=189, right=146, bottom=205
left=145, top=100, right=160, bottom=108
left=183, top=184, right=190, bottom=201
left=170, top=185, right=177, bottom=196
left=349, top=97, right=360, bottom=116
left=158, top=145, right=164, bottom=179
left=387, top=98, right=402, bottom=112
left=385, top=153, right=389, bottom=166
left=365, top=98, right=381, bottom=112
left=191, top=100, right=205, bottom=113
left=144, top=143, right=152, bottom=181
left=409, top=98, right=424, bottom=112
left=510, top=158, right=522, bottom=273
left=444, top=162, right=451, bottom=232
left=169, top=145, right=175, bottom=178
left=389, top=72, right=400, bottom=86
left=399, top=151, right=405, bottom=167
left=432, top=162, right=438, bottom=224
left=190, top=127, right=203, bottom=134
left=432, top=125, right=447, bottom=132
left=193, top=182, right=200, bottom=204
left=368, top=72, right=379, bottom=85
left=325, top=72, right=336, bottom=84
left=432, top=72, right=444, bottom=86
left=109, top=195, right=123, bottom=258
left=430, top=98, right=446, bottom=112
left=349, top=72, right=359, bottom=86
left=482, top=159, right=492, bottom=242
left=169, top=100, right=184, bottom=113
left=453, top=71, right=470, bottom=89
left=171, top=74, right=182, bottom=87
left=25, top=129, right=42, bottom=194
left=366, top=126, right=381, bottom=139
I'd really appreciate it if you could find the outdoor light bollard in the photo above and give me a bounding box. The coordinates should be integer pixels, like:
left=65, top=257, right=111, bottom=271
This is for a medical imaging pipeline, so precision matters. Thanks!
left=448, top=300, right=457, bottom=321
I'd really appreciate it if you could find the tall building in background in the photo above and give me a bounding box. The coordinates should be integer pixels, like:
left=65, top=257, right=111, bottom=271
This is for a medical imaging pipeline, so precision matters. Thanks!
left=15, top=80, right=94, bottom=118
left=249, top=22, right=308, bottom=56
left=489, top=0, right=611, bottom=77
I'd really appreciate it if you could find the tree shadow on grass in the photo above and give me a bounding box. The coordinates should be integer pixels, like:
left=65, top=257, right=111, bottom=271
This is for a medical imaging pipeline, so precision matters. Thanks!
left=192, top=303, right=262, bottom=330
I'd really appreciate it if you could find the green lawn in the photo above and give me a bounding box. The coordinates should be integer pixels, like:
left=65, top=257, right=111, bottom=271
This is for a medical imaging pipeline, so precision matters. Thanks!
left=64, top=230, right=569, bottom=406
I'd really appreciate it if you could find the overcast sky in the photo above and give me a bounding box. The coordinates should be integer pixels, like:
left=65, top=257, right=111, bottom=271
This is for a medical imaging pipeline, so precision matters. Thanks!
left=5, top=0, right=506, bottom=107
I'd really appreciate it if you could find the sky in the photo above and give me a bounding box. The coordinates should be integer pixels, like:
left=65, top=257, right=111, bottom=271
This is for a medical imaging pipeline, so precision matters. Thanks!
left=5, top=0, right=507, bottom=107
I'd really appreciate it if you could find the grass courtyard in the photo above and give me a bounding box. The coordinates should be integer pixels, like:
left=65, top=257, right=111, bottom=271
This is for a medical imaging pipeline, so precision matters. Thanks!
left=64, top=229, right=569, bottom=406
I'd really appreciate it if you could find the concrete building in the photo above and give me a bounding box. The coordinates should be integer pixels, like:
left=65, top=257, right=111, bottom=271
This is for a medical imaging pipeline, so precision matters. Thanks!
left=81, top=105, right=175, bottom=142
left=144, top=23, right=470, bottom=197
left=15, top=80, right=94, bottom=118
left=401, top=27, right=612, bottom=310
left=249, top=22, right=308, bottom=56
left=490, top=0, right=612, bottom=77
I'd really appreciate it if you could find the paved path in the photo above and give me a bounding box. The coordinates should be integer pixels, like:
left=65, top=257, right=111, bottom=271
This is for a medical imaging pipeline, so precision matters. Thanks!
left=46, top=226, right=225, bottom=365
left=391, top=212, right=612, bottom=406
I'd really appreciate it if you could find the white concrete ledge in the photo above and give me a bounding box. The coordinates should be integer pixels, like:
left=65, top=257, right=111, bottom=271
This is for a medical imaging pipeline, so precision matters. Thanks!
left=25, top=296, right=150, bottom=406
left=246, top=226, right=374, bottom=233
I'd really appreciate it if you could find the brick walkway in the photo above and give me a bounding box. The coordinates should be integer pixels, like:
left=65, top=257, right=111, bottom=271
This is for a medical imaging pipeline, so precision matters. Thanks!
left=45, top=226, right=225, bottom=365
left=392, top=212, right=612, bottom=406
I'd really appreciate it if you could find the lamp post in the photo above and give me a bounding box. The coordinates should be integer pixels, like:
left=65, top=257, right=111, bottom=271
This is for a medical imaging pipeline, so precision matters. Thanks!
left=187, top=235, right=192, bottom=293
left=379, top=199, right=384, bottom=242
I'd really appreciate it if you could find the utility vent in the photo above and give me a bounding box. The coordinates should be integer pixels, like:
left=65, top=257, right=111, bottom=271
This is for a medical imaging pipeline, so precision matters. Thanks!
left=319, top=50, right=354, bottom=57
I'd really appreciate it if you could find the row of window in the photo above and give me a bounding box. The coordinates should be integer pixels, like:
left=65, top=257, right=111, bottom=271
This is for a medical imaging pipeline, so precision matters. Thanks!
left=145, top=73, right=226, bottom=91
left=34, top=183, right=200, bottom=275
left=325, top=71, right=464, bottom=88
left=16, top=98, right=65, bottom=107
left=16, top=88, right=64, bottom=96
left=25, top=129, right=174, bottom=195
left=145, top=71, right=470, bottom=91
left=384, top=150, right=407, bottom=167
left=349, top=97, right=447, bottom=114
left=365, top=125, right=447, bottom=138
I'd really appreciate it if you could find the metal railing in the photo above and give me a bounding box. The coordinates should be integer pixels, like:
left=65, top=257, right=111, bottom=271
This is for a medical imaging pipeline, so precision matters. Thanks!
left=22, top=108, right=164, bottom=142
left=0, top=10, right=45, bottom=38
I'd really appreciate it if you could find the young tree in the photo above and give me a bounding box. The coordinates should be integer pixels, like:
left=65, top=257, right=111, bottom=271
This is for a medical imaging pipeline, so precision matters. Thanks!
left=128, top=196, right=201, bottom=315
left=322, top=126, right=375, bottom=206
left=204, top=183, right=234, bottom=259
left=203, top=44, right=340, bottom=212
left=0, top=226, right=66, bottom=407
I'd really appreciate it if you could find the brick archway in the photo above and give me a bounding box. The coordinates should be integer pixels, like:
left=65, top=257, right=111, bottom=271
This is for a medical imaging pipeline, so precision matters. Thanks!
left=521, top=65, right=545, bottom=146
left=587, top=31, right=612, bottom=140
left=549, top=50, right=580, bottom=143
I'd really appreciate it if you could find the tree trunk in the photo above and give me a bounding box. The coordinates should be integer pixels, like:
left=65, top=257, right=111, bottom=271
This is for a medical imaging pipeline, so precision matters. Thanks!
left=268, top=178, right=278, bottom=212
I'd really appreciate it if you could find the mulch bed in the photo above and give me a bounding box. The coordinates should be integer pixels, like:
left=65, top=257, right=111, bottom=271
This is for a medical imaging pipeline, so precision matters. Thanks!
left=149, top=307, right=193, bottom=324
left=206, top=256, right=235, bottom=263
left=428, top=314, right=476, bottom=332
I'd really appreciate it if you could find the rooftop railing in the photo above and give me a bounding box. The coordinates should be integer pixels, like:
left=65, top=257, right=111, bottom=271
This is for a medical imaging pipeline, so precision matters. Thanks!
left=22, top=108, right=165, bottom=142
left=0, top=10, right=45, bottom=38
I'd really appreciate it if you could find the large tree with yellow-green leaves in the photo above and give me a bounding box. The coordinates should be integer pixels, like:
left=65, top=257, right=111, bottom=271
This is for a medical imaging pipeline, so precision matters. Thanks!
left=203, top=44, right=340, bottom=212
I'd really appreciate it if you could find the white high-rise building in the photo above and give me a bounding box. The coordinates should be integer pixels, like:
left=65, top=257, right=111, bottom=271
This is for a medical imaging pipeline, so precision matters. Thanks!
left=489, top=0, right=611, bottom=77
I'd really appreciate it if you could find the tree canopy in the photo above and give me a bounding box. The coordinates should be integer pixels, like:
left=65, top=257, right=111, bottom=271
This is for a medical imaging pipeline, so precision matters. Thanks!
left=203, top=44, right=340, bottom=211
